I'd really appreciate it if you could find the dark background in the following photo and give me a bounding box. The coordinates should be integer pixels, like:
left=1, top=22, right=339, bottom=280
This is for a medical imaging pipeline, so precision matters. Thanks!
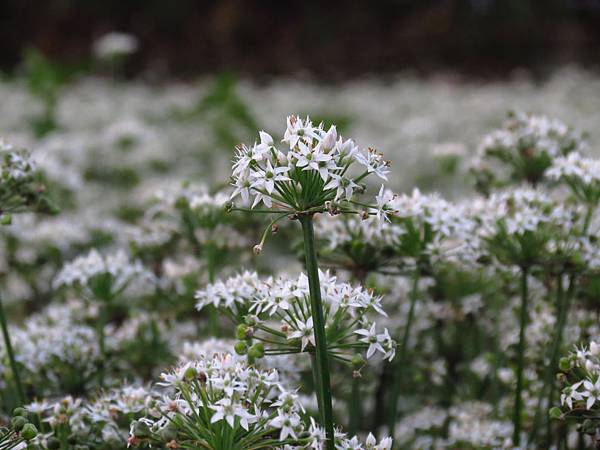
left=1, top=0, right=600, bottom=79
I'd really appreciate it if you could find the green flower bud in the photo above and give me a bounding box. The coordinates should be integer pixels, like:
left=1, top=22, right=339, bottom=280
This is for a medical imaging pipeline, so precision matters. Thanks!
left=234, top=340, right=248, bottom=355
left=559, top=357, right=571, bottom=372
left=247, top=343, right=265, bottom=360
left=244, top=315, right=258, bottom=326
left=21, top=423, right=37, bottom=440
left=12, top=407, right=28, bottom=418
left=184, top=366, right=197, bottom=381
left=351, top=353, right=365, bottom=368
left=10, top=416, right=27, bottom=432
left=236, top=324, right=249, bottom=340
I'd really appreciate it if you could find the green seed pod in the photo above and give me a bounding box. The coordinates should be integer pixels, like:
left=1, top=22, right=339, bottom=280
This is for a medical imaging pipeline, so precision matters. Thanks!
left=10, top=416, right=27, bottom=432
left=234, top=340, right=248, bottom=355
left=21, top=423, right=38, bottom=440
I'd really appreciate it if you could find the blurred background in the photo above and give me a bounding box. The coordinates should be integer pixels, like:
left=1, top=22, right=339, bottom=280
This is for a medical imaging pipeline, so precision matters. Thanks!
left=2, top=0, right=600, bottom=200
left=1, top=0, right=600, bottom=79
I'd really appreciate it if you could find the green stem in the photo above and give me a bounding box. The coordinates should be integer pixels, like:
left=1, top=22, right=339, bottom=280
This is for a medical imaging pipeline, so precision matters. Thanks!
left=545, top=275, right=576, bottom=447
left=387, top=270, right=420, bottom=436
left=0, top=294, right=25, bottom=405
left=97, top=301, right=108, bottom=387
left=299, top=215, right=335, bottom=450
left=206, top=241, right=220, bottom=337
left=348, top=375, right=362, bottom=435
left=528, top=274, right=567, bottom=444
left=513, top=268, right=529, bottom=446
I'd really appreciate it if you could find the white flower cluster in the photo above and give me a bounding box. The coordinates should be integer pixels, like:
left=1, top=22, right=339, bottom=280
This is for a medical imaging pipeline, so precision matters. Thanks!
left=132, top=353, right=392, bottom=450
left=477, top=112, right=585, bottom=161
left=1, top=149, right=36, bottom=181
left=25, top=385, right=158, bottom=447
left=559, top=340, right=600, bottom=411
left=134, top=353, right=306, bottom=447
left=231, top=115, right=389, bottom=210
left=476, top=187, right=575, bottom=237
left=548, top=152, right=600, bottom=205
left=446, top=402, right=514, bottom=449
left=156, top=182, right=230, bottom=213
left=3, top=305, right=101, bottom=395
left=53, top=248, right=155, bottom=294
left=195, top=271, right=395, bottom=362
left=548, top=152, right=600, bottom=186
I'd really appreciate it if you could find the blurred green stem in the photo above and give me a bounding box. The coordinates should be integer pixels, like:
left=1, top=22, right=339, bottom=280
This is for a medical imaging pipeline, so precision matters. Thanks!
left=300, top=215, right=335, bottom=450
left=529, top=274, right=570, bottom=445
left=206, top=241, right=220, bottom=336
left=348, top=375, right=362, bottom=435
left=387, top=270, right=420, bottom=435
left=0, top=293, right=25, bottom=405
left=513, top=268, right=529, bottom=446
left=97, top=300, right=109, bottom=387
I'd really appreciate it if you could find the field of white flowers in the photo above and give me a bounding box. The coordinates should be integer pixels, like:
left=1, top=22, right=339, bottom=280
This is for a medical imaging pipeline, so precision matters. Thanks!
left=1, top=64, right=600, bottom=449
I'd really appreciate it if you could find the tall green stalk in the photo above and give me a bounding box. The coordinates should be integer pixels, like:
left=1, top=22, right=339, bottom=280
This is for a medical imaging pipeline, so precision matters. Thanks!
left=348, top=376, right=362, bottom=435
left=299, top=215, right=335, bottom=450
left=513, top=268, right=529, bottom=446
left=386, top=270, right=420, bottom=435
left=0, top=294, right=25, bottom=405
left=97, top=300, right=109, bottom=387
left=529, top=274, right=570, bottom=445
left=205, top=241, right=220, bottom=336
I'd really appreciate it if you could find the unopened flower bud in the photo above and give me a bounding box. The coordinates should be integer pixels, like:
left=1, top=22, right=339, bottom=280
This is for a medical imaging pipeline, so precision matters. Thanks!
left=248, top=343, right=265, bottom=360
left=21, top=423, right=37, bottom=440
left=253, top=244, right=263, bottom=255
left=13, top=407, right=27, bottom=418
left=559, top=357, right=571, bottom=371
left=234, top=340, right=248, bottom=355
left=271, top=224, right=279, bottom=234
left=236, top=324, right=250, bottom=340
left=0, top=213, right=12, bottom=225
left=244, top=315, right=258, bottom=326
left=351, top=353, right=365, bottom=368
left=183, top=366, right=197, bottom=380
left=11, top=416, right=27, bottom=432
